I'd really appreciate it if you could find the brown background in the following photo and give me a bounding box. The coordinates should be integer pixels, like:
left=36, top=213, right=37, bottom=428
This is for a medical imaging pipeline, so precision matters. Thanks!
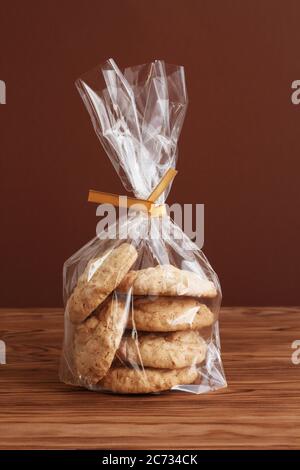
left=0, top=0, right=299, bottom=307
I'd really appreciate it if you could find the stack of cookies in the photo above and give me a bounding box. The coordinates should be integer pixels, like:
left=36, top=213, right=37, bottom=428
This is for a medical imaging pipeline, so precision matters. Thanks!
left=66, top=243, right=217, bottom=394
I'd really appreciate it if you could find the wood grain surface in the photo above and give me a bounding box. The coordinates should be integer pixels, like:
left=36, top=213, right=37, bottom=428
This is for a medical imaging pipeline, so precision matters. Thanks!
left=0, top=307, right=300, bottom=449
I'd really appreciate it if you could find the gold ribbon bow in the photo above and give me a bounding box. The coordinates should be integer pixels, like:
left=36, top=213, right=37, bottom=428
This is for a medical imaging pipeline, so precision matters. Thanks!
left=88, top=168, right=177, bottom=217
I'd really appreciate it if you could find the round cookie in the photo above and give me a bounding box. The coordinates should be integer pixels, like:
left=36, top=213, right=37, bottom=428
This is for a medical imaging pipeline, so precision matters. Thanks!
left=67, top=243, right=137, bottom=324
left=118, top=264, right=217, bottom=298
left=99, top=366, right=198, bottom=394
left=117, top=331, right=207, bottom=369
left=127, top=297, right=214, bottom=332
left=73, top=298, right=129, bottom=385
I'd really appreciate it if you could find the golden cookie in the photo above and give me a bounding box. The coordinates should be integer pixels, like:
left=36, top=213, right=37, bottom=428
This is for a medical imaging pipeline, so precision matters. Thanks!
left=118, top=264, right=217, bottom=297
left=127, top=297, right=214, bottom=332
left=67, top=243, right=137, bottom=324
left=99, top=366, right=198, bottom=394
left=73, top=298, right=129, bottom=385
left=118, top=331, right=207, bottom=369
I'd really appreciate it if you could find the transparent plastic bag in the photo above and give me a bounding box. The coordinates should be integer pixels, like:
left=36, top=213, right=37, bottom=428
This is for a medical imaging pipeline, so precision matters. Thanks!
left=59, top=59, right=227, bottom=394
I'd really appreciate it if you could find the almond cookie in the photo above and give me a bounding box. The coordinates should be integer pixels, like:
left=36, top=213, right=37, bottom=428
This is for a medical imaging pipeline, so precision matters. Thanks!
left=99, top=366, right=198, bottom=394
left=73, top=298, right=129, bottom=385
left=127, top=297, right=214, bottom=332
left=118, top=264, right=217, bottom=297
left=67, top=243, right=137, bottom=324
left=118, top=331, right=207, bottom=369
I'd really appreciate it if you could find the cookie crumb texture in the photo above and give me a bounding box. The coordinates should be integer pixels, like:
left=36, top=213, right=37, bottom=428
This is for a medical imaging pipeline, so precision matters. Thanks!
left=74, top=299, right=129, bottom=385
left=99, top=366, right=199, bottom=394
left=127, top=297, right=214, bottom=331
left=67, top=243, right=137, bottom=324
left=65, top=250, right=220, bottom=394
left=118, top=265, right=217, bottom=298
left=118, top=331, right=207, bottom=369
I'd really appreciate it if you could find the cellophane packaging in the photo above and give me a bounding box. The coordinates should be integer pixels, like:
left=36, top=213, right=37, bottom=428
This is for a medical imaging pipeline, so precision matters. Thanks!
left=59, top=59, right=227, bottom=394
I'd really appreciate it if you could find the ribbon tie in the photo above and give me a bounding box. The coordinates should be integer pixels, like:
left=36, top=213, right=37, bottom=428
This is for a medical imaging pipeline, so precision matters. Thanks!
left=88, top=168, right=177, bottom=217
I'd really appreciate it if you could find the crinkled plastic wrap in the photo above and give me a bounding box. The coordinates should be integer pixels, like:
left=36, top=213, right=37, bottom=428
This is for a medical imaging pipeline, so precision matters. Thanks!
left=59, top=59, right=227, bottom=394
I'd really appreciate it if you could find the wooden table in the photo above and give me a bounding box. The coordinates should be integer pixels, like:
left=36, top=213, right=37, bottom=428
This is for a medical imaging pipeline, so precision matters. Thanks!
left=0, top=307, right=299, bottom=449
